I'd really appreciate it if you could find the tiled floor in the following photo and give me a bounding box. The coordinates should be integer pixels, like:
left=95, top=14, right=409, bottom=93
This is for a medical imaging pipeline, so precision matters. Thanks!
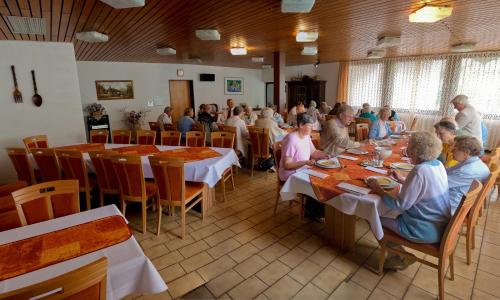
left=123, top=169, right=500, bottom=300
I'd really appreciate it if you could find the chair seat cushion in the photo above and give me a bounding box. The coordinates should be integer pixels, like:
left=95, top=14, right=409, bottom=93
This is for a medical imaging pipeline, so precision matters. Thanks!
left=0, top=196, right=15, bottom=214
left=186, top=182, right=204, bottom=199
left=0, top=210, right=21, bottom=232
left=383, top=227, right=440, bottom=255
left=146, top=182, right=158, bottom=197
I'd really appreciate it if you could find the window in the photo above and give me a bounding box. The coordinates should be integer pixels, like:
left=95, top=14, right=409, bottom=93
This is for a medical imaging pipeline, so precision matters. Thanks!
left=347, top=62, right=384, bottom=108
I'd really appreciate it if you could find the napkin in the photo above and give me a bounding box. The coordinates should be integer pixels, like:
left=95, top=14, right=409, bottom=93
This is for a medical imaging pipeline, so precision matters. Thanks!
left=337, top=155, right=358, bottom=161
left=365, top=166, right=388, bottom=174
left=301, top=169, right=329, bottom=179
left=337, top=182, right=371, bottom=195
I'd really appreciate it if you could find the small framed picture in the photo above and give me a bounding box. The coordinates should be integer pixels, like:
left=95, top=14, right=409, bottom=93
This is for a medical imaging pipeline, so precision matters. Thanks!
left=225, top=77, right=244, bottom=95
left=177, top=69, right=184, bottom=77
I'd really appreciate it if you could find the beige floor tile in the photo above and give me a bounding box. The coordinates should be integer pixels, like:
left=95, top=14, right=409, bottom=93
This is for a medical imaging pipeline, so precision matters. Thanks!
left=256, top=260, right=291, bottom=285
left=451, top=255, right=477, bottom=280
left=311, top=266, right=348, bottom=294
left=271, top=223, right=298, bottom=238
left=166, top=235, right=196, bottom=252
left=228, top=220, right=254, bottom=234
left=479, top=254, right=500, bottom=277
left=211, top=208, right=236, bottom=220
left=136, top=291, right=172, bottom=300
left=188, top=215, right=217, bottom=231
left=144, top=244, right=169, bottom=260
left=180, top=251, right=214, bottom=273
left=259, top=242, right=289, bottom=262
left=298, top=235, right=324, bottom=253
left=168, top=272, right=205, bottom=299
left=248, top=211, right=273, bottom=224
left=140, top=233, right=171, bottom=250
left=206, top=238, right=241, bottom=259
left=264, top=275, right=303, bottom=299
left=288, top=259, right=323, bottom=285
left=369, top=288, right=399, bottom=300
left=253, top=219, right=281, bottom=233
left=190, top=224, right=222, bottom=241
left=483, top=229, right=500, bottom=246
left=228, top=243, right=260, bottom=263
left=152, top=250, right=184, bottom=270
left=251, top=233, right=279, bottom=250
left=234, top=255, right=269, bottom=278
left=181, top=285, right=214, bottom=299
left=475, top=270, right=500, bottom=297
left=279, top=231, right=308, bottom=249
left=481, top=242, right=500, bottom=260
left=351, top=266, right=381, bottom=291
left=197, top=255, right=237, bottom=282
left=203, top=229, right=235, bottom=247
left=412, top=266, right=438, bottom=295
left=228, top=275, right=268, bottom=299
left=292, top=282, right=328, bottom=300
left=377, top=271, right=411, bottom=298
left=179, top=239, right=210, bottom=258
left=214, top=215, right=241, bottom=229
left=309, top=246, right=339, bottom=267
left=328, top=256, right=359, bottom=275
left=206, top=270, right=244, bottom=297
left=234, top=207, right=260, bottom=220
left=403, top=285, right=436, bottom=300
left=159, top=263, right=186, bottom=283
left=279, top=246, right=310, bottom=268
left=472, top=288, right=500, bottom=300
left=254, top=293, right=270, bottom=300
left=328, top=281, right=370, bottom=300
left=234, top=228, right=262, bottom=244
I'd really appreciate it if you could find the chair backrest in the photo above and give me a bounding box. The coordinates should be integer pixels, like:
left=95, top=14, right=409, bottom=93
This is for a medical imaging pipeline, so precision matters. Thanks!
left=89, top=129, right=109, bottom=143
left=161, top=131, right=181, bottom=146
left=0, top=181, right=28, bottom=231
left=149, top=121, right=161, bottom=131
left=355, top=123, right=369, bottom=141
left=11, top=180, right=80, bottom=226
left=249, top=127, right=271, bottom=159
left=409, top=116, right=418, bottom=131
left=487, top=148, right=500, bottom=169
left=31, top=148, right=62, bottom=182
left=148, top=156, right=185, bottom=203
left=311, top=132, right=321, bottom=149
left=468, top=164, right=500, bottom=230
left=112, top=130, right=132, bottom=144
left=211, top=132, right=235, bottom=149
left=136, top=130, right=156, bottom=145
left=88, top=150, right=120, bottom=192
left=272, top=142, right=283, bottom=182
left=355, top=117, right=372, bottom=126
left=164, top=123, right=175, bottom=131
left=0, top=257, right=107, bottom=300
left=23, top=135, right=48, bottom=150
left=6, top=148, right=36, bottom=185
left=325, top=115, right=335, bottom=121
left=56, top=150, right=89, bottom=191
left=111, top=155, right=147, bottom=200
left=441, top=180, right=482, bottom=257
left=186, top=131, right=206, bottom=147
left=192, top=123, right=204, bottom=132
left=218, top=125, right=238, bottom=151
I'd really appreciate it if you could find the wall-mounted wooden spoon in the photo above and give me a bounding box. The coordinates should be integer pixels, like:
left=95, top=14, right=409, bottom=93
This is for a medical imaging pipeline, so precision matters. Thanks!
left=31, top=70, right=42, bottom=107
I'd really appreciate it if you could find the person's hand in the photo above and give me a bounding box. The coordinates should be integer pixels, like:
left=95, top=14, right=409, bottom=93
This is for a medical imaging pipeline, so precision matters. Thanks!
left=304, top=160, right=315, bottom=166
left=390, top=170, right=406, bottom=183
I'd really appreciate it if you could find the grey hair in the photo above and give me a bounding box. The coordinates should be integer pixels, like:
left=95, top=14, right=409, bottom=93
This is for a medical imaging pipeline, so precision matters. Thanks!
left=378, top=107, right=390, bottom=118
left=164, top=106, right=172, bottom=113
left=454, top=136, right=482, bottom=157
left=309, top=101, right=317, bottom=108
left=261, top=107, right=274, bottom=119
left=408, top=132, right=443, bottom=162
left=233, top=106, right=243, bottom=116
left=434, top=120, right=456, bottom=134
left=451, top=95, right=469, bottom=105
left=337, top=104, right=354, bottom=116
left=297, top=113, right=313, bottom=126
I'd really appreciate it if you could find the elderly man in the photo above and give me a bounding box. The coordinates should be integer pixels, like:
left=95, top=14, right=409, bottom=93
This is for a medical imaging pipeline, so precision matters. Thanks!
left=226, top=106, right=249, bottom=158
left=451, top=95, right=483, bottom=146
left=321, top=104, right=360, bottom=154
left=287, top=101, right=306, bottom=126
left=157, top=106, right=173, bottom=130
left=319, top=101, right=332, bottom=115
left=255, top=108, right=287, bottom=145
left=221, top=98, right=236, bottom=122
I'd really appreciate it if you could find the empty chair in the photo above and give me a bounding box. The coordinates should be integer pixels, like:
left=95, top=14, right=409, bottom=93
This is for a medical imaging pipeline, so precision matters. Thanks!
left=6, top=148, right=36, bottom=185
left=355, top=123, right=369, bottom=141
left=311, top=132, right=321, bottom=149
left=161, top=131, right=181, bottom=146
left=11, top=180, right=80, bottom=226
left=56, top=149, right=95, bottom=210
left=149, top=156, right=205, bottom=238
left=136, top=130, right=156, bottom=145
left=111, top=154, right=158, bottom=234
left=211, top=132, right=236, bottom=201
left=186, top=131, right=206, bottom=147
left=31, top=148, right=62, bottom=182
left=1, top=257, right=107, bottom=299
left=112, top=129, right=132, bottom=144
left=0, top=181, right=28, bottom=232
left=23, top=135, right=48, bottom=150
left=355, top=117, right=372, bottom=126
left=248, top=127, right=271, bottom=176
left=89, top=129, right=109, bottom=143
left=89, top=150, right=120, bottom=207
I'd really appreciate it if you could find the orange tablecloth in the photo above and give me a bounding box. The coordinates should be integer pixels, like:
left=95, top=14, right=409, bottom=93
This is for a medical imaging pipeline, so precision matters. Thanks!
left=155, top=147, right=222, bottom=162
left=114, top=145, right=161, bottom=155
left=0, top=215, right=131, bottom=281
left=55, top=143, right=105, bottom=152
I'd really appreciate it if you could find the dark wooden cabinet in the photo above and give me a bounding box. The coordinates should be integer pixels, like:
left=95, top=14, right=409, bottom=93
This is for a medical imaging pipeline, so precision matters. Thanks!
left=286, top=80, right=326, bottom=110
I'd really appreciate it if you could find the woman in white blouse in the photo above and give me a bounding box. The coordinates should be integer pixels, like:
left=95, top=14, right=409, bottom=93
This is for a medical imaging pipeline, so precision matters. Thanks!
left=225, top=106, right=250, bottom=158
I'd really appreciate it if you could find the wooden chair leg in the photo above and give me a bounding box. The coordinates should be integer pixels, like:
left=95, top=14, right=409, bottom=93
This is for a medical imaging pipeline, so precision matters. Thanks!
left=378, top=240, right=387, bottom=275
left=157, top=203, right=162, bottom=236
left=251, top=157, right=255, bottom=176
left=230, top=170, right=235, bottom=190
left=221, top=177, right=226, bottom=202
left=449, top=253, right=455, bottom=280
left=99, top=191, right=104, bottom=207
left=181, top=206, right=186, bottom=239
left=201, top=194, right=205, bottom=221
left=472, top=226, right=476, bottom=249
left=121, top=198, right=127, bottom=216
left=86, top=191, right=91, bottom=211
left=466, top=226, right=472, bottom=265
left=142, top=201, right=147, bottom=234
left=438, top=260, right=446, bottom=300
left=274, top=191, right=280, bottom=216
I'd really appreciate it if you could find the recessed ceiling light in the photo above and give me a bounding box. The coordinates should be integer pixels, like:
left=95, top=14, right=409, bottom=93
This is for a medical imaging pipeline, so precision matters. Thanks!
left=409, top=5, right=453, bottom=23
left=451, top=42, right=476, bottom=53
left=230, top=47, right=247, bottom=55
left=367, top=49, right=386, bottom=59
left=156, top=47, right=176, bottom=56
left=195, top=29, right=220, bottom=40
left=282, top=0, right=316, bottom=13
left=296, top=31, right=318, bottom=42
left=301, top=46, right=317, bottom=56
left=76, top=31, right=109, bottom=43
left=262, top=64, right=272, bottom=69
left=100, top=0, right=145, bottom=9
left=252, top=57, right=264, bottom=62
left=377, top=36, right=401, bottom=48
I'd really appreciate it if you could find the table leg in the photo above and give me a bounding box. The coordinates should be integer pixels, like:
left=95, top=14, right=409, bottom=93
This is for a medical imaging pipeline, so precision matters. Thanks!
left=324, top=205, right=356, bottom=251
left=203, top=183, right=215, bottom=215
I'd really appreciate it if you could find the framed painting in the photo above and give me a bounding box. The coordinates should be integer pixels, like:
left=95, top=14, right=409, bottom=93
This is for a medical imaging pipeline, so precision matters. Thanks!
left=95, top=80, right=134, bottom=100
left=224, top=77, right=244, bottom=95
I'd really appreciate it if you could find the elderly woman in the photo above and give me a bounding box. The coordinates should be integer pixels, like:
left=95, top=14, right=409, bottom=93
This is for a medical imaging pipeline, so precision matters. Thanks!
left=434, top=120, right=458, bottom=167
left=307, top=101, right=321, bottom=130
left=255, top=108, right=286, bottom=145
left=358, top=103, right=377, bottom=122
left=368, top=132, right=450, bottom=269
left=287, top=101, right=306, bottom=126
left=226, top=106, right=250, bottom=158
left=177, top=107, right=195, bottom=139
left=369, top=108, right=393, bottom=140
left=447, top=136, right=489, bottom=215
left=279, top=113, right=329, bottom=181
left=243, top=106, right=258, bottom=126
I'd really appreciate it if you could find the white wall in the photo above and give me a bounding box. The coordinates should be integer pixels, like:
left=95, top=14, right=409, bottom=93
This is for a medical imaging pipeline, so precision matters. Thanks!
left=77, top=62, right=265, bottom=132
left=0, top=41, right=86, bottom=183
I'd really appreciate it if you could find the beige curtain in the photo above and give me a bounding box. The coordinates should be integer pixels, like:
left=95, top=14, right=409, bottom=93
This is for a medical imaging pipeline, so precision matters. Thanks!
left=336, top=62, right=349, bottom=103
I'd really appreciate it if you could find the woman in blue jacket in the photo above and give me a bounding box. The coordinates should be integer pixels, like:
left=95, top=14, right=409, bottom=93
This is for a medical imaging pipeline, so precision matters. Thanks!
left=369, top=107, right=393, bottom=140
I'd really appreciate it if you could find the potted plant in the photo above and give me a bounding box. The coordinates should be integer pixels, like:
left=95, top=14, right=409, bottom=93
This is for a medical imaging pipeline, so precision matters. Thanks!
left=87, top=103, right=106, bottom=119
left=122, top=108, right=150, bottom=130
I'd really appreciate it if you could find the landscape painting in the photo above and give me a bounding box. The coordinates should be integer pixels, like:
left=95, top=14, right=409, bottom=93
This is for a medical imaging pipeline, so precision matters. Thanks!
left=224, top=77, right=244, bottom=95
left=95, top=80, right=134, bottom=100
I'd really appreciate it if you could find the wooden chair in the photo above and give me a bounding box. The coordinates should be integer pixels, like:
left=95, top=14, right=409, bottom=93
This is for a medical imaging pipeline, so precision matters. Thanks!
left=11, top=180, right=80, bottom=226
left=311, top=132, right=321, bottom=149
left=355, top=123, right=369, bottom=141
left=186, top=131, right=206, bottom=147
left=211, top=132, right=236, bottom=201
left=218, top=125, right=238, bottom=153
left=89, top=129, right=109, bottom=143
left=0, top=181, right=28, bottom=232
left=31, top=148, right=62, bottom=182
left=355, top=117, right=372, bottom=126
left=164, top=123, right=175, bottom=131
left=0, top=257, right=107, bottom=300
left=248, top=127, right=272, bottom=176
left=378, top=180, right=482, bottom=300
left=56, top=149, right=95, bottom=211
left=325, top=114, right=335, bottom=121
left=161, top=131, right=181, bottom=146
left=6, top=148, right=37, bottom=185
left=409, top=116, right=418, bottom=131
left=136, top=130, right=156, bottom=145
left=192, top=123, right=204, bottom=132
left=112, top=129, right=132, bottom=144
left=23, top=135, right=48, bottom=150
left=89, top=150, right=120, bottom=207
left=149, top=156, right=205, bottom=238
left=111, top=154, right=158, bottom=233
left=149, top=121, right=162, bottom=145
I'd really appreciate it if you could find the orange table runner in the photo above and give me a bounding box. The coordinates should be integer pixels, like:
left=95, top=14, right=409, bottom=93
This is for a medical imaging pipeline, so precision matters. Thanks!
left=0, top=215, right=131, bottom=281
left=155, top=147, right=221, bottom=162
left=113, top=145, right=161, bottom=155
left=55, top=143, right=105, bottom=153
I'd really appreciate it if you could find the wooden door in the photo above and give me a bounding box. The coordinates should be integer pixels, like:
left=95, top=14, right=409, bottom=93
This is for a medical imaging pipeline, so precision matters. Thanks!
left=169, top=80, right=193, bottom=123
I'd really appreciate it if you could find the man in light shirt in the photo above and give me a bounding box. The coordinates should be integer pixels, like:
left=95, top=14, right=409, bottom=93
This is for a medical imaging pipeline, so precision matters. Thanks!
left=220, top=98, right=235, bottom=123
left=157, top=106, right=173, bottom=130
left=451, top=95, right=483, bottom=146
left=320, top=104, right=360, bottom=154
left=225, top=106, right=250, bottom=158
left=255, top=108, right=287, bottom=145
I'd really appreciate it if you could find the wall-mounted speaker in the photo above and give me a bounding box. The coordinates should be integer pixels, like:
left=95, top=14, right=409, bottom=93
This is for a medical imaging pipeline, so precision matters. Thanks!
left=199, top=73, right=215, bottom=81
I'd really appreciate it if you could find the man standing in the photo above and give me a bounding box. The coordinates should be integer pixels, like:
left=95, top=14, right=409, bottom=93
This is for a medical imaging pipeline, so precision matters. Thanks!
left=221, top=98, right=235, bottom=122
left=451, top=95, right=483, bottom=146
left=320, top=104, right=360, bottom=154
left=157, top=106, right=173, bottom=130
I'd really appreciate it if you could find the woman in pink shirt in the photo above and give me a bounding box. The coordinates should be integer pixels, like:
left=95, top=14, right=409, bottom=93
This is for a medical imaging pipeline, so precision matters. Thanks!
left=279, top=113, right=329, bottom=181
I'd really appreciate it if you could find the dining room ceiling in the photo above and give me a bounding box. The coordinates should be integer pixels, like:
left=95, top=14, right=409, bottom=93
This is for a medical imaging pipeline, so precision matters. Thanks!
left=1, top=0, right=499, bottom=68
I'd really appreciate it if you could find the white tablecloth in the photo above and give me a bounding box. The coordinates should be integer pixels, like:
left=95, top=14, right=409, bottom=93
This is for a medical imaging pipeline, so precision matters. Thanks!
left=0, top=205, right=167, bottom=299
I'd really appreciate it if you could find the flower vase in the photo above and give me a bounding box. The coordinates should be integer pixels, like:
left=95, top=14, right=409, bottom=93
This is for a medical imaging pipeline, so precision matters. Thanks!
left=92, top=112, right=103, bottom=120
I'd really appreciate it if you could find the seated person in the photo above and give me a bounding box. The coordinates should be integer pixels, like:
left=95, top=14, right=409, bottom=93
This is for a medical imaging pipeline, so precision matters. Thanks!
left=287, top=101, right=305, bottom=126
left=447, top=136, right=489, bottom=215
left=319, top=101, right=332, bottom=115
left=367, top=132, right=450, bottom=270
left=434, top=120, right=458, bottom=167
left=358, top=103, right=377, bottom=123
left=329, top=102, right=342, bottom=116
left=384, top=105, right=400, bottom=121
left=243, top=106, right=258, bottom=126
left=369, top=107, right=393, bottom=140
left=321, top=104, right=360, bottom=154
left=255, top=108, right=287, bottom=145
left=270, top=105, right=285, bottom=125
left=307, top=101, right=321, bottom=130
left=177, top=107, right=195, bottom=139
left=198, top=104, right=218, bottom=143
left=279, top=113, right=329, bottom=181
left=157, top=106, right=173, bottom=130
left=226, top=106, right=250, bottom=157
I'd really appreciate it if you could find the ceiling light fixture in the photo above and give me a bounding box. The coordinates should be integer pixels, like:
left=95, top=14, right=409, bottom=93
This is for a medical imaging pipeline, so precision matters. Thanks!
left=409, top=5, right=453, bottom=23
left=195, top=29, right=220, bottom=40
left=252, top=57, right=264, bottom=62
left=282, top=0, right=316, bottom=13
left=230, top=47, right=247, bottom=55
left=156, top=47, right=176, bottom=56
left=76, top=31, right=109, bottom=43
left=377, top=36, right=401, bottom=48
left=100, top=0, right=145, bottom=9
left=451, top=42, right=476, bottom=53
left=367, top=49, right=386, bottom=59
left=296, top=31, right=318, bottom=42
left=301, top=46, right=317, bottom=56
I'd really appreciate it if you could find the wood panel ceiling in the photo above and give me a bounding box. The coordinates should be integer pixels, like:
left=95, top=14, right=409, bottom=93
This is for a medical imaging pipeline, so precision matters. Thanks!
left=0, top=0, right=499, bottom=68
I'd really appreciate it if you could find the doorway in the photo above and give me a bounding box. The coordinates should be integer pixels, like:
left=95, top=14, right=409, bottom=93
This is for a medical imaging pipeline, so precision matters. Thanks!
left=169, top=80, right=195, bottom=123
left=265, top=82, right=274, bottom=108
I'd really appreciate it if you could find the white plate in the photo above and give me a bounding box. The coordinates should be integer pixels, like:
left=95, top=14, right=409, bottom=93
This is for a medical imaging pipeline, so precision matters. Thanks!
left=390, top=162, right=414, bottom=171
left=347, top=148, right=369, bottom=155
left=366, top=176, right=398, bottom=189
left=315, top=159, right=340, bottom=169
